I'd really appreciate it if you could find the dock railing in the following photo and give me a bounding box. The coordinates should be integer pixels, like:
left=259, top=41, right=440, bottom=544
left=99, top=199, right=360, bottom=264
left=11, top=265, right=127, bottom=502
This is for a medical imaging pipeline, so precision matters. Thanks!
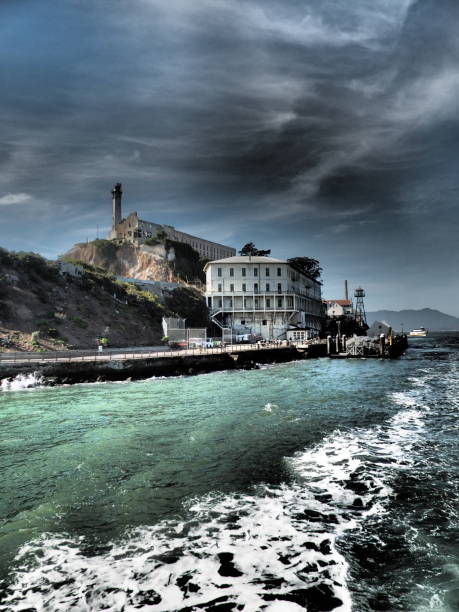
left=0, top=341, right=308, bottom=365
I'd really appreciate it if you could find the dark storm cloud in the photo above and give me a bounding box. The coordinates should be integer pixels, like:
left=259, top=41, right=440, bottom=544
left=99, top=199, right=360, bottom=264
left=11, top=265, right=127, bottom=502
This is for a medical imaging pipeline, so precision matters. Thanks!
left=177, top=0, right=459, bottom=219
left=0, top=0, right=458, bottom=311
left=2, top=0, right=457, bottom=217
left=114, top=0, right=459, bottom=224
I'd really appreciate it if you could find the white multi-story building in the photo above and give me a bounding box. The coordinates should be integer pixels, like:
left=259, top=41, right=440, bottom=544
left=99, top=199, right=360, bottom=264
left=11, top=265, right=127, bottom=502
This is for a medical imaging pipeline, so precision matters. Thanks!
left=204, top=256, right=324, bottom=340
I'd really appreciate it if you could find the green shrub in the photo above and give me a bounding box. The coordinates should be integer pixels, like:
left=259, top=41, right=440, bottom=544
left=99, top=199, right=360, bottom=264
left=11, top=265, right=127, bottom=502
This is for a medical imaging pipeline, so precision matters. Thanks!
left=115, top=281, right=164, bottom=309
left=33, top=287, right=49, bottom=303
left=144, top=237, right=160, bottom=247
left=164, top=286, right=210, bottom=327
left=71, top=316, right=88, bottom=329
left=31, top=331, right=40, bottom=346
left=0, top=247, right=13, bottom=266
left=36, top=313, right=61, bottom=328
left=0, top=301, right=10, bottom=319
left=144, top=229, right=168, bottom=247
left=35, top=319, right=50, bottom=330
left=14, top=251, right=59, bottom=281
left=165, top=240, right=207, bottom=282
left=92, top=239, right=119, bottom=260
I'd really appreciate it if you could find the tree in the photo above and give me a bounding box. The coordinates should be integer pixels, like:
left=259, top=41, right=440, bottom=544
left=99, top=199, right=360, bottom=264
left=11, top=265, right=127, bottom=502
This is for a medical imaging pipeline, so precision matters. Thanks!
left=239, top=242, right=271, bottom=256
left=155, top=229, right=168, bottom=242
left=287, top=257, right=322, bottom=280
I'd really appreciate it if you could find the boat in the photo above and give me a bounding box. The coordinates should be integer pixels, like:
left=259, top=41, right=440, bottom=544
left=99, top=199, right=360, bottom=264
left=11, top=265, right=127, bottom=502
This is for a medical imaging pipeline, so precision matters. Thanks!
left=409, top=327, right=428, bottom=337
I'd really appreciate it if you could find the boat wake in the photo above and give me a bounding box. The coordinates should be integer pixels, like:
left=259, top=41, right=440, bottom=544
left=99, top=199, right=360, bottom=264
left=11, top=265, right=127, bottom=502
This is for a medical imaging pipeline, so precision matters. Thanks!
left=0, top=383, right=430, bottom=611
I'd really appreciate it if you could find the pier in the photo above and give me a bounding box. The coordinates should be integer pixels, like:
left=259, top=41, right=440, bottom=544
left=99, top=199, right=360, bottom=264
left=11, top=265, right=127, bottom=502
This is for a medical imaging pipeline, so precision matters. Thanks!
left=0, top=343, right=328, bottom=386
left=0, top=335, right=409, bottom=387
left=327, top=334, right=408, bottom=359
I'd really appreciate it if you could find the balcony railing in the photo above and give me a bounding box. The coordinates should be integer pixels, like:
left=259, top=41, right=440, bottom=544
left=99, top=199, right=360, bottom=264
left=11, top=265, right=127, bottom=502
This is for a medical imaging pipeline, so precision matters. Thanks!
left=209, top=290, right=321, bottom=300
left=210, top=303, right=322, bottom=312
left=213, top=305, right=297, bottom=312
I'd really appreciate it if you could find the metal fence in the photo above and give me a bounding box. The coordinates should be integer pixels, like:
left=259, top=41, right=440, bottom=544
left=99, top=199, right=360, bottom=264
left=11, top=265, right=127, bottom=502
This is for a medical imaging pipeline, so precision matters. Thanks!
left=0, top=341, right=302, bottom=365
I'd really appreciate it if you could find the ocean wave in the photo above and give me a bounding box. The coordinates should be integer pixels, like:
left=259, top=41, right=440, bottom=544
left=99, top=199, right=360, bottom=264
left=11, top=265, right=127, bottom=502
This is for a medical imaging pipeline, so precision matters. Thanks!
left=0, top=372, right=44, bottom=392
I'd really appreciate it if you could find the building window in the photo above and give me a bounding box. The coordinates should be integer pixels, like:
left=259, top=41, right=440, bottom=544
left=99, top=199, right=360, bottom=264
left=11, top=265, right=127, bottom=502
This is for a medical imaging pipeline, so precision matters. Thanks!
left=218, top=298, right=222, bottom=307
left=242, top=283, right=246, bottom=292
left=254, top=268, right=258, bottom=277
left=254, top=283, right=258, bottom=293
left=218, top=283, right=222, bottom=292
left=242, top=268, right=246, bottom=277
left=230, top=268, right=234, bottom=277
left=266, top=299, right=271, bottom=308
left=262, top=319, right=267, bottom=325
left=229, top=283, right=234, bottom=292
left=277, top=283, right=282, bottom=293
left=266, top=283, right=270, bottom=291
left=241, top=319, right=245, bottom=325
left=277, top=298, right=282, bottom=307
left=265, top=268, right=270, bottom=276
left=277, top=267, right=282, bottom=276
left=218, top=268, right=222, bottom=277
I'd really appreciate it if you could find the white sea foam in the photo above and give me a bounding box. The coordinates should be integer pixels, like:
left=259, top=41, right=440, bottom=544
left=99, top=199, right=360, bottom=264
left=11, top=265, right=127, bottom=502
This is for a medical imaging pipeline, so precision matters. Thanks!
left=263, top=402, right=279, bottom=412
left=0, top=372, right=44, bottom=391
left=390, top=390, right=419, bottom=408
left=407, top=376, right=428, bottom=387
left=1, top=384, right=430, bottom=612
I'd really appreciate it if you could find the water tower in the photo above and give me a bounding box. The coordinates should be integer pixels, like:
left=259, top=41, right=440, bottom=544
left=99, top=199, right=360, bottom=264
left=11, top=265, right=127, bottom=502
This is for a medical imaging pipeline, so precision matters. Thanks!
left=354, top=287, right=367, bottom=328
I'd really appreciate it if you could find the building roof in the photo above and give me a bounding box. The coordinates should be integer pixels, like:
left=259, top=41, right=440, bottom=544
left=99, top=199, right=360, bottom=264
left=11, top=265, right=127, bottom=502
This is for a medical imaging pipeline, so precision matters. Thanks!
left=206, top=255, right=287, bottom=265
left=324, top=299, right=353, bottom=306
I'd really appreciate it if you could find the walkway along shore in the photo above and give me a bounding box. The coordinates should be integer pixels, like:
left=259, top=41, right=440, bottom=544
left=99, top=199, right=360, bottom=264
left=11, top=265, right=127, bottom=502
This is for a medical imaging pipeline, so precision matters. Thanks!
left=0, top=343, right=328, bottom=386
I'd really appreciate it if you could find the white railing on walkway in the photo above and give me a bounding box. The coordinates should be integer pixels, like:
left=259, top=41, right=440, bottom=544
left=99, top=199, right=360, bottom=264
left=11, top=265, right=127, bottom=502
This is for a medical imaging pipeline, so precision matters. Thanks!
left=0, top=342, right=312, bottom=365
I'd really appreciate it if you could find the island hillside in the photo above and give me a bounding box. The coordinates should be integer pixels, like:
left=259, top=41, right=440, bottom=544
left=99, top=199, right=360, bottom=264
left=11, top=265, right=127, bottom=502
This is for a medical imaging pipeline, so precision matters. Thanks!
left=0, top=247, right=209, bottom=351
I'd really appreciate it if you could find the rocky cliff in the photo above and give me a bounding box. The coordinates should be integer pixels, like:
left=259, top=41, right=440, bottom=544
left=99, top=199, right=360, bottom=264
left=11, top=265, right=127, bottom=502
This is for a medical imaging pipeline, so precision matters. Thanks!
left=62, top=239, right=207, bottom=283
left=62, top=240, right=174, bottom=282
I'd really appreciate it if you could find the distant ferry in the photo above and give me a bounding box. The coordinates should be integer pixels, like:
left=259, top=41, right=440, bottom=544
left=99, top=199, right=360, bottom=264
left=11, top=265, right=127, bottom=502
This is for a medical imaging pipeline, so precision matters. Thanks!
left=409, top=327, right=428, bottom=337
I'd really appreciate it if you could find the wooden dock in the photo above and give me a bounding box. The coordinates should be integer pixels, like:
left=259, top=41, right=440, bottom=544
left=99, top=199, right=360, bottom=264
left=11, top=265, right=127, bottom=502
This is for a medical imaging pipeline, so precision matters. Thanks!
left=327, top=334, right=408, bottom=359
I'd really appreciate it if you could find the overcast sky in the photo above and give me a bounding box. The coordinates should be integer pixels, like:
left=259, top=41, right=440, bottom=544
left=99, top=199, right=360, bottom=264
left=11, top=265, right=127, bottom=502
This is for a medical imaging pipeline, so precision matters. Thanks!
left=1, top=0, right=458, bottom=314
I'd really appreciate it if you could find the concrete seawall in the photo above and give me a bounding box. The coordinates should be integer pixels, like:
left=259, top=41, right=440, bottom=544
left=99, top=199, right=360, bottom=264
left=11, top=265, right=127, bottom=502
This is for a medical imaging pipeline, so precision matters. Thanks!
left=0, top=345, right=327, bottom=385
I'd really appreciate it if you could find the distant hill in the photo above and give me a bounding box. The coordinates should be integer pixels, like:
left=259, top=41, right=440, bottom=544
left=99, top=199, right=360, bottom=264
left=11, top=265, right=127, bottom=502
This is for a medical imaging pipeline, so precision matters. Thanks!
left=366, top=308, right=459, bottom=331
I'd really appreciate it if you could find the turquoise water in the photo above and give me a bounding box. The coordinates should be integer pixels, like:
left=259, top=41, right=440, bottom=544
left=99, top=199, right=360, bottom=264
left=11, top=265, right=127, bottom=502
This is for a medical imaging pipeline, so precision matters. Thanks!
left=0, top=336, right=458, bottom=611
